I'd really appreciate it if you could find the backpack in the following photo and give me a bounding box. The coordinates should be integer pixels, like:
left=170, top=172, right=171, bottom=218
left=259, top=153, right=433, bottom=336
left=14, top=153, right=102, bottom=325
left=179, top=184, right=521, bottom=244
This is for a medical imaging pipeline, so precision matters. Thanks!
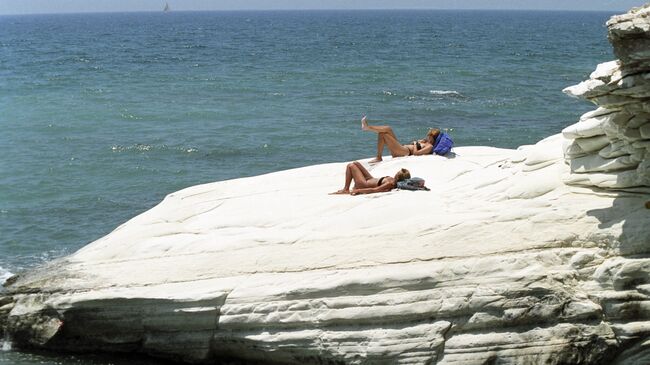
left=432, top=132, right=454, bottom=155
left=397, top=177, right=429, bottom=191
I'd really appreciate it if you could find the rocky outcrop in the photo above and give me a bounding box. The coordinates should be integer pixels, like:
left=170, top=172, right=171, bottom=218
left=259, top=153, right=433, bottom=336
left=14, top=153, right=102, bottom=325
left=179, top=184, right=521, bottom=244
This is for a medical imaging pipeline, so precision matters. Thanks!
left=1, top=5, right=649, bottom=365
left=563, top=4, right=650, bottom=190
left=1, top=138, right=648, bottom=364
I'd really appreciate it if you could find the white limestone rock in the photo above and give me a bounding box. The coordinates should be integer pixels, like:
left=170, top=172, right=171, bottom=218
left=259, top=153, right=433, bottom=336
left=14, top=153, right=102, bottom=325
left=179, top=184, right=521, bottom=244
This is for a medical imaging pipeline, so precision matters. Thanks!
left=562, top=111, right=611, bottom=139
left=641, top=122, right=650, bottom=139
left=611, top=73, right=650, bottom=98
left=561, top=4, right=650, bottom=190
left=599, top=139, right=632, bottom=159
left=608, top=4, right=650, bottom=66
left=575, top=135, right=611, bottom=153
left=591, top=60, right=620, bottom=81
left=569, top=154, right=638, bottom=173
left=562, top=169, right=643, bottom=190
left=0, top=139, right=648, bottom=364
left=1, top=4, right=650, bottom=365
left=628, top=112, right=650, bottom=129
left=562, top=78, right=610, bottom=99
left=564, top=139, right=587, bottom=158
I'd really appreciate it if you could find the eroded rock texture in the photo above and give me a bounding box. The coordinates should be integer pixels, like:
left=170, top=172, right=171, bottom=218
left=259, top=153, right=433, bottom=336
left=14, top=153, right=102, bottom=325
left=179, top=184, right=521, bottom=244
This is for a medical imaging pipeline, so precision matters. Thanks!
left=563, top=4, right=650, bottom=189
left=1, top=5, right=649, bottom=365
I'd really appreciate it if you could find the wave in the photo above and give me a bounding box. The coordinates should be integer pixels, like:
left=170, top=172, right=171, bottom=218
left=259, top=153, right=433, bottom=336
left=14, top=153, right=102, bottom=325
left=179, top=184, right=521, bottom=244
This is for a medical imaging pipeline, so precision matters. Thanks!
left=382, top=89, right=467, bottom=101
left=0, top=266, right=13, bottom=286
left=111, top=144, right=198, bottom=154
left=1, top=267, right=13, bottom=351
left=429, top=90, right=466, bottom=98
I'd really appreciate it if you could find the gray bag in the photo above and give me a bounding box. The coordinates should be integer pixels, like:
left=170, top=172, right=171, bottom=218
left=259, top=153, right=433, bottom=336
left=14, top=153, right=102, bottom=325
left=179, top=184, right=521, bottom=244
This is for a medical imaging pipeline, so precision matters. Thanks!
left=397, top=177, right=429, bottom=191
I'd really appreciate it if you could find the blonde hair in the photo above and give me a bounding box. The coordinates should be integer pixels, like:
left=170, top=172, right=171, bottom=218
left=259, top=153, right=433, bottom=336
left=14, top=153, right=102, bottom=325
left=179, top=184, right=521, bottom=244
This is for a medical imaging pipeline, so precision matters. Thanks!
left=394, top=168, right=411, bottom=182
left=427, top=128, right=441, bottom=142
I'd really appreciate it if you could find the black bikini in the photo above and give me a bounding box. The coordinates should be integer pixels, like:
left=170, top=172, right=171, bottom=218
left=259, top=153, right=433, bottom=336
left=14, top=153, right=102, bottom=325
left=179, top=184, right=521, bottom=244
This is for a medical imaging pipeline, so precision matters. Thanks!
left=377, top=176, right=389, bottom=186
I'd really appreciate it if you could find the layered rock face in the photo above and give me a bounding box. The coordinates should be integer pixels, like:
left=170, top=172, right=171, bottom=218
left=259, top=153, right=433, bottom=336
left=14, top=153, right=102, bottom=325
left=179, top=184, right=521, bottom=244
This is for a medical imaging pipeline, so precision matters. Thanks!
left=563, top=4, right=650, bottom=189
left=1, top=5, right=650, bottom=365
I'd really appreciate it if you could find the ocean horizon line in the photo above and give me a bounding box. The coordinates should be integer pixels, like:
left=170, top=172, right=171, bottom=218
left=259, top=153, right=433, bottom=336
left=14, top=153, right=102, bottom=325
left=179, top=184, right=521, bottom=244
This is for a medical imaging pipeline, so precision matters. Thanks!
left=0, top=8, right=623, bottom=17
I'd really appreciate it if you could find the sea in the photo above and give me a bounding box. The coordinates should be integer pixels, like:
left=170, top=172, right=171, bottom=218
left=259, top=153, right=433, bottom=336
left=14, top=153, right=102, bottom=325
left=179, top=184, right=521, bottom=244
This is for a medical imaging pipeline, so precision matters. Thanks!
left=0, top=9, right=616, bottom=364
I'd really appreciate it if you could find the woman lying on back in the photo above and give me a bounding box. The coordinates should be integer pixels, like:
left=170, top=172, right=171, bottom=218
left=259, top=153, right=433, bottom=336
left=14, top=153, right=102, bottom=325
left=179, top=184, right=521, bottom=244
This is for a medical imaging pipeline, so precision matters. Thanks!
left=361, top=115, right=440, bottom=163
left=330, top=161, right=410, bottom=195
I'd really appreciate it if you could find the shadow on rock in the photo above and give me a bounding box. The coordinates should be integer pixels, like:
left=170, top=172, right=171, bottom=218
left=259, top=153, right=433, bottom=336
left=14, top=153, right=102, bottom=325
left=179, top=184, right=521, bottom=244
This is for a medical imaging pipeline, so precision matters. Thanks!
left=586, top=192, right=650, bottom=256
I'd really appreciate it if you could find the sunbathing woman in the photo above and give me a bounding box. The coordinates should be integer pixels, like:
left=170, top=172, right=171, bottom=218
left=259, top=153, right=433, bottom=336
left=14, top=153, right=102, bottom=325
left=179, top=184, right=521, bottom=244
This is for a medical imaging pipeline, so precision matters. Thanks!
left=361, top=116, right=440, bottom=163
left=330, top=161, right=410, bottom=195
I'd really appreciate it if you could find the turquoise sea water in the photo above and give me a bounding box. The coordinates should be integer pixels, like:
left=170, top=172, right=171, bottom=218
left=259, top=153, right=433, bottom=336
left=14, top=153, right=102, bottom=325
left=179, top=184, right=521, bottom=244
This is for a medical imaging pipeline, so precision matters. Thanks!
left=1, top=9, right=614, bottom=364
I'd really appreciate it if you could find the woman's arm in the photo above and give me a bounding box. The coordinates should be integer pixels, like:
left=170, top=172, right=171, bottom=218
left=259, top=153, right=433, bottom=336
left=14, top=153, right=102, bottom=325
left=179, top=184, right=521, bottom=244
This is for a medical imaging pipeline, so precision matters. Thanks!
left=413, top=143, right=433, bottom=155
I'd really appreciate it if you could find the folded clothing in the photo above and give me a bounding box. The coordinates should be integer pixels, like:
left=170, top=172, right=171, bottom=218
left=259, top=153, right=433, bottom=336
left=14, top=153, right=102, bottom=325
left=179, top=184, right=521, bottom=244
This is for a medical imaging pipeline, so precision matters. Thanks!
left=397, top=177, right=429, bottom=191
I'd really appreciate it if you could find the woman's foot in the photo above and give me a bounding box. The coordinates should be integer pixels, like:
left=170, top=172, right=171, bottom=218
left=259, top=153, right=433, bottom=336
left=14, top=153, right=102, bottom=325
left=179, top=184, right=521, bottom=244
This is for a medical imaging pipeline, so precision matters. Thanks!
left=361, top=115, right=370, bottom=131
left=330, top=189, right=350, bottom=195
left=369, top=157, right=383, bottom=163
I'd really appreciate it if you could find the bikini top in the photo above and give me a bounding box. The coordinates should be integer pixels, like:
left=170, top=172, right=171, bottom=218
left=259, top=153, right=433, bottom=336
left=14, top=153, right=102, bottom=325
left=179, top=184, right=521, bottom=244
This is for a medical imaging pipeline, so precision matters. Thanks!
left=377, top=176, right=390, bottom=186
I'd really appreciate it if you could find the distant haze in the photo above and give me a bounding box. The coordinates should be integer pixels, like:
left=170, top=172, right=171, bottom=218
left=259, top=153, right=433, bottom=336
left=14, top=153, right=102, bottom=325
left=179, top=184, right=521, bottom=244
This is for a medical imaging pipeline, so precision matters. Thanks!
left=0, top=0, right=646, bottom=15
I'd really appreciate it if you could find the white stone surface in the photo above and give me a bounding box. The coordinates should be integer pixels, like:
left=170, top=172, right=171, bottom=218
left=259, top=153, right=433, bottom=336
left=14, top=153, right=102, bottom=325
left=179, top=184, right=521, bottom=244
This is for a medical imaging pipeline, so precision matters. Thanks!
left=1, top=138, right=649, bottom=364
left=562, top=111, right=611, bottom=139
left=561, top=4, right=650, bottom=190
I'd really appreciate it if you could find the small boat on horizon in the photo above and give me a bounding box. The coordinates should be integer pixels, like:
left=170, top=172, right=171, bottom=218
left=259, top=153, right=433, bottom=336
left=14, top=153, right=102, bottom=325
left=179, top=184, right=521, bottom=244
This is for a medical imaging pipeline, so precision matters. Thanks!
left=163, top=2, right=170, bottom=12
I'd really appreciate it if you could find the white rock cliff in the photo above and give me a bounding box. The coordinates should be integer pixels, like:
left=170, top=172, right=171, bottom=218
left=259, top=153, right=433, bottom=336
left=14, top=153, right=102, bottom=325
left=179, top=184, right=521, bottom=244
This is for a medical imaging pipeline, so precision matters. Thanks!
left=1, top=5, right=649, bottom=365
left=562, top=5, right=650, bottom=190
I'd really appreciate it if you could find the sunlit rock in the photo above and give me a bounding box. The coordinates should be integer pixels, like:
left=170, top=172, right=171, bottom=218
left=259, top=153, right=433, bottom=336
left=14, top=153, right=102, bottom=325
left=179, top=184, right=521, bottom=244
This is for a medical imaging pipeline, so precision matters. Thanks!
left=1, top=4, right=649, bottom=365
left=563, top=4, right=650, bottom=190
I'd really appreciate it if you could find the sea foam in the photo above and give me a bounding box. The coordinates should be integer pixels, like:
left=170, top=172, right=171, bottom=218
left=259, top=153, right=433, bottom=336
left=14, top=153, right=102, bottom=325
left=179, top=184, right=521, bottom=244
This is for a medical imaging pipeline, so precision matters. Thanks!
left=0, top=267, right=12, bottom=286
left=1, top=338, right=11, bottom=352
left=429, top=90, right=465, bottom=97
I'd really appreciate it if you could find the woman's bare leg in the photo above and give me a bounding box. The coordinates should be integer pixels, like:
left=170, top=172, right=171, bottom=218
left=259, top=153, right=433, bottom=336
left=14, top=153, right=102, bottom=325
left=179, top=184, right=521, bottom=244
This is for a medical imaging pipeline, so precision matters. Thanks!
left=330, top=162, right=373, bottom=194
left=361, top=115, right=368, bottom=130
left=372, top=134, right=386, bottom=162
left=370, top=133, right=410, bottom=161
left=381, top=133, right=410, bottom=157
left=362, top=116, right=409, bottom=162
left=353, top=161, right=373, bottom=180
left=362, top=116, right=398, bottom=136
left=349, top=162, right=375, bottom=188
left=371, top=133, right=407, bottom=162
left=331, top=163, right=354, bottom=194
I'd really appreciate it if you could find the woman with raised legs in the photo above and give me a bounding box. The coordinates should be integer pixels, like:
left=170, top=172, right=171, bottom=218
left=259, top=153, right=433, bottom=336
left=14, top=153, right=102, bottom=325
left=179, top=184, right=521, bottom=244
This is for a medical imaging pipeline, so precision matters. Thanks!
left=361, top=116, right=440, bottom=162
